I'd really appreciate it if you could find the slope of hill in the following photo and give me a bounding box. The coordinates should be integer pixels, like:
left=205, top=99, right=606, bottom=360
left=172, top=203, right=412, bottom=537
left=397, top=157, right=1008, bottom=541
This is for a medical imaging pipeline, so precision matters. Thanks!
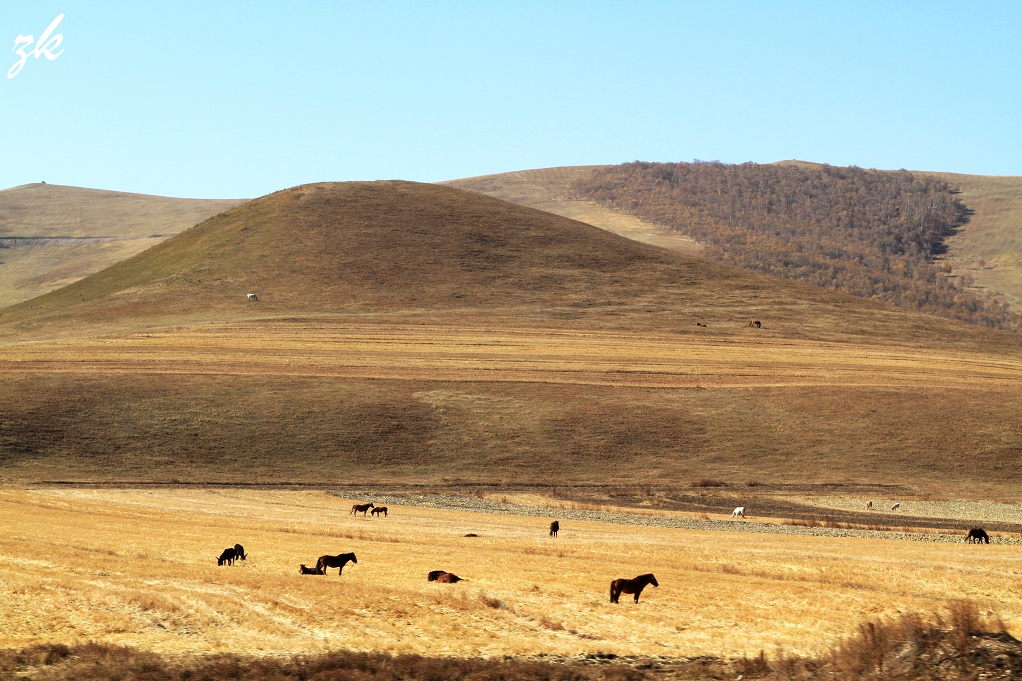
left=924, top=173, right=1022, bottom=310
left=452, top=165, right=1022, bottom=325
left=445, top=166, right=703, bottom=255
left=0, top=181, right=1021, bottom=497
left=0, top=183, right=245, bottom=308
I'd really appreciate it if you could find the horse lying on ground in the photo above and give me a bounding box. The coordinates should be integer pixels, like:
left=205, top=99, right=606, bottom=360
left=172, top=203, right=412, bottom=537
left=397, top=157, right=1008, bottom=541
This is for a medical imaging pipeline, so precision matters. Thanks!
left=317, top=552, right=358, bottom=575
left=217, top=548, right=237, bottom=566
left=351, top=502, right=374, bottom=516
left=299, top=564, right=324, bottom=574
left=610, top=573, right=658, bottom=603
left=370, top=506, right=388, bottom=517
left=966, top=528, right=990, bottom=544
left=429, top=571, right=465, bottom=583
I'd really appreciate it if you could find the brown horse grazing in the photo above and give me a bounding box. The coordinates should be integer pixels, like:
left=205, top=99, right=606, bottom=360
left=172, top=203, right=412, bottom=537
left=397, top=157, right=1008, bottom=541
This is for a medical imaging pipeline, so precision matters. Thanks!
left=316, top=552, right=358, bottom=575
left=350, top=502, right=374, bottom=516
left=299, top=564, right=324, bottom=574
left=610, top=573, right=659, bottom=603
left=966, top=528, right=990, bottom=544
left=550, top=520, right=559, bottom=537
left=435, top=572, right=465, bottom=583
left=370, top=506, right=388, bottom=517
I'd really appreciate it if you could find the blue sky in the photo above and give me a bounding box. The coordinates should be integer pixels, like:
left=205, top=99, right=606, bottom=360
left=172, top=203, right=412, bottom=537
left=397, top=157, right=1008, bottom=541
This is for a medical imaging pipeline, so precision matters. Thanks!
left=1, top=1, right=1020, bottom=199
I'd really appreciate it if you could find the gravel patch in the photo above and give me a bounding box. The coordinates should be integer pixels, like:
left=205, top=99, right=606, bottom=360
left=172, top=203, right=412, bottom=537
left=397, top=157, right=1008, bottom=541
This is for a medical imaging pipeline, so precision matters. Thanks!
left=331, top=492, right=1022, bottom=545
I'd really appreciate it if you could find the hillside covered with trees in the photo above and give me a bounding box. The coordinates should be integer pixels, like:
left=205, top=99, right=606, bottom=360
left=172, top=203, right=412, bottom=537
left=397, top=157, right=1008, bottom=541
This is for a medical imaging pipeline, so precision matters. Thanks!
left=572, top=162, right=1018, bottom=330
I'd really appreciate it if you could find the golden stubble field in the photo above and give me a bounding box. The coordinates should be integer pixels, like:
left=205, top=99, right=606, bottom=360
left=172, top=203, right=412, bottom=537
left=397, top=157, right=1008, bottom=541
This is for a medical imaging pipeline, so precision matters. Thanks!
left=1, top=488, right=1020, bottom=661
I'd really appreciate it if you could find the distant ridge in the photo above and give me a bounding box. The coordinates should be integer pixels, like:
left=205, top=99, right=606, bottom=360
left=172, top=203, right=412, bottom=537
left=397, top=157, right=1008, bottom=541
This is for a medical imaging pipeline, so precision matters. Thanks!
left=0, top=183, right=244, bottom=308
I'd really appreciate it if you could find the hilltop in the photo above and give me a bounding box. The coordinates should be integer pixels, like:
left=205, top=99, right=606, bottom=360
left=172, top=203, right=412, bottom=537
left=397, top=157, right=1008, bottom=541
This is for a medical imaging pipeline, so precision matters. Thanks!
left=0, top=183, right=244, bottom=308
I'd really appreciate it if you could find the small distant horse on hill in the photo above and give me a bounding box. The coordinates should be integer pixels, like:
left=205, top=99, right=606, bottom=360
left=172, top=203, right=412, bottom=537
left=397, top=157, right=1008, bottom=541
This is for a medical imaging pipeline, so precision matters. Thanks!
left=966, top=528, right=990, bottom=544
left=891, top=503, right=901, bottom=511
left=299, top=564, right=324, bottom=574
left=217, top=547, right=237, bottom=566
left=370, top=506, right=388, bottom=517
left=351, top=502, right=375, bottom=516
left=317, top=552, right=358, bottom=575
left=610, top=573, right=659, bottom=604
left=550, top=520, right=559, bottom=537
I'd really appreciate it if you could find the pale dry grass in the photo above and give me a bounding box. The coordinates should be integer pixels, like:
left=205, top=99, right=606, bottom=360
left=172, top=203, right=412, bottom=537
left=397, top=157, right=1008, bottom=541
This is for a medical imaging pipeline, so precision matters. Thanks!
left=1, top=489, right=1019, bottom=661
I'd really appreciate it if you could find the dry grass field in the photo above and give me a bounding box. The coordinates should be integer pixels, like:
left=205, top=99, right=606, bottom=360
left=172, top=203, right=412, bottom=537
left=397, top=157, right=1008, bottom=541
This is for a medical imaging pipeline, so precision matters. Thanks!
left=1, top=181, right=1022, bottom=675
left=2, top=487, right=1020, bottom=663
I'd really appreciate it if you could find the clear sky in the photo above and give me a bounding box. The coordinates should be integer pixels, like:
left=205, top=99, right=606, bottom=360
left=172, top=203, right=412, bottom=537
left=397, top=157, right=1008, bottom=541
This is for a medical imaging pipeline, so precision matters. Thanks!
left=1, top=1, right=1020, bottom=199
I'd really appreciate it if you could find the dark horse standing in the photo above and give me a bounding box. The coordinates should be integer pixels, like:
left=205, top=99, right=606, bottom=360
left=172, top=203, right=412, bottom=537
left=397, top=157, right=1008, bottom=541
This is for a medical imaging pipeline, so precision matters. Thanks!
left=351, top=502, right=375, bottom=516
left=317, top=552, right=358, bottom=575
left=966, top=528, right=990, bottom=544
left=549, top=520, right=559, bottom=537
left=610, top=573, right=659, bottom=603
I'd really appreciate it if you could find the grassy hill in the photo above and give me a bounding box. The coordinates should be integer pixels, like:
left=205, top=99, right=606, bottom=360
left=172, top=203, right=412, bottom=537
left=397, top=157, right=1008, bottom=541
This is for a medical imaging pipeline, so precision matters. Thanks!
left=0, top=181, right=1021, bottom=498
left=0, top=183, right=244, bottom=309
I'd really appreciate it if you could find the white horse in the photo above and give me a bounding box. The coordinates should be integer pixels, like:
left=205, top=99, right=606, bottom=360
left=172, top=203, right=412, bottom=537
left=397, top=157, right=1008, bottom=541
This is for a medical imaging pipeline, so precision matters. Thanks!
left=731, top=506, right=745, bottom=518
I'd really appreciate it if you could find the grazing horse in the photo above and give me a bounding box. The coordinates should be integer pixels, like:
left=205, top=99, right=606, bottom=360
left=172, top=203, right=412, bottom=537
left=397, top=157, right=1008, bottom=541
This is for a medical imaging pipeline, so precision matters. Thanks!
left=550, top=520, right=559, bottom=537
left=866, top=501, right=873, bottom=510
left=299, top=564, right=324, bottom=574
left=966, top=528, right=990, bottom=544
left=731, top=506, right=746, bottom=519
left=435, top=572, right=465, bottom=583
left=350, top=502, right=375, bottom=516
left=370, top=506, right=388, bottom=517
left=233, top=544, right=247, bottom=561
left=316, top=552, right=358, bottom=575
left=749, top=320, right=761, bottom=328
left=891, top=503, right=901, bottom=511
left=217, top=547, right=237, bottom=566
left=610, top=573, right=659, bottom=603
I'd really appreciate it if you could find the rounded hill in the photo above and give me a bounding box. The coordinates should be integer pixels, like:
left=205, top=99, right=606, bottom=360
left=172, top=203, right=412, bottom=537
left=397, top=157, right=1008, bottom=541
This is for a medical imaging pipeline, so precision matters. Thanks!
left=0, top=181, right=780, bottom=326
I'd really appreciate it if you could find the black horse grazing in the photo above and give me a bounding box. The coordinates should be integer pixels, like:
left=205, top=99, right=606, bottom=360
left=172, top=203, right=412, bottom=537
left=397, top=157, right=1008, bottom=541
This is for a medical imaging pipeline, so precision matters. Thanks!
left=370, top=506, right=388, bottom=517
left=351, top=502, right=375, bottom=516
left=610, top=573, right=659, bottom=603
left=234, top=544, right=247, bottom=560
left=550, top=520, right=559, bottom=537
left=217, top=547, right=237, bottom=566
left=317, top=552, right=358, bottom=575
left=299, top=564, right=324, bottom=574
left=966, top=528, right=990, bottom=544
